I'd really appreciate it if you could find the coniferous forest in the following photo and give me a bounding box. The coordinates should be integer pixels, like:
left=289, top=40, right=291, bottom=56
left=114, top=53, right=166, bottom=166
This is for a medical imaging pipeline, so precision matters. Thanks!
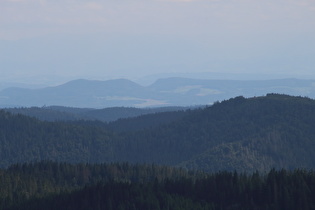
left=1, top=162, right=315, bottom=210
left=1, top=94, right=315, bottom=209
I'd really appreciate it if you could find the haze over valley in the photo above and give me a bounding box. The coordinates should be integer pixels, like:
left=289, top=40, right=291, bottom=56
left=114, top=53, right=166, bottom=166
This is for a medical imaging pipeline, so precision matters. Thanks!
left=1, top=77, right=315, bottom=108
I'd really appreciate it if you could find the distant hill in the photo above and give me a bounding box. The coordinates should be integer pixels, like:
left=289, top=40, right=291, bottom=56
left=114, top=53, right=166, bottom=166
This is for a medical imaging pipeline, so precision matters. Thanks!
left=1, top=94, right=315, bottom=172
left=0, top=79, right=155, bottom=108
left=1, top=78, right=315, bottom=108
left=4, top=106, right=188, bottom=122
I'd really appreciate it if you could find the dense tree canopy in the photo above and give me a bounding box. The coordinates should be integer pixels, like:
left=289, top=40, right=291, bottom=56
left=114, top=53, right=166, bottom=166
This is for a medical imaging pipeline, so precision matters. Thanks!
left=0, top=162, right=314, bottom=210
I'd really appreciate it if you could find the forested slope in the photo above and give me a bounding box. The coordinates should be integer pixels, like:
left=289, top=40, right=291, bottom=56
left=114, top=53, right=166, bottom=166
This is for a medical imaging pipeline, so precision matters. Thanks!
left=177, top=94, right=315, bottom=171
left=1, top=94, right=315, bottom=171
left=0, top=111, right=116, bottom=167
left=110, top=94, right=315, bottom=171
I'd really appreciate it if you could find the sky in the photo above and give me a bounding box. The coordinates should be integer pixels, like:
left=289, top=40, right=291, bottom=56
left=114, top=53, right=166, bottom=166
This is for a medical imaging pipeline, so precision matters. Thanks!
left=1, top=0, right=315, bottom=85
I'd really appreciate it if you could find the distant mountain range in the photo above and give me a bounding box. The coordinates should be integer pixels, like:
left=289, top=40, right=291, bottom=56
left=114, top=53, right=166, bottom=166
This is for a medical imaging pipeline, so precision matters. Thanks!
left=1, top=78, right=315, bottom=108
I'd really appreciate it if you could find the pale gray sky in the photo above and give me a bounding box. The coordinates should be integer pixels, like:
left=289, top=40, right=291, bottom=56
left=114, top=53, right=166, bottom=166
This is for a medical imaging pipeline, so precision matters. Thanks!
left=1, top=0, right=315, bottom=85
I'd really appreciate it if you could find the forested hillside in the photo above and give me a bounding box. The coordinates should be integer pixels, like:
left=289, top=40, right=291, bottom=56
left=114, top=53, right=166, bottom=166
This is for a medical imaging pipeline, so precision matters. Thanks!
left=0, top=111, right=115, bottom=167
left=109, top=94, right=315, bottom=171
left=1, top=94, right=315, bottom=172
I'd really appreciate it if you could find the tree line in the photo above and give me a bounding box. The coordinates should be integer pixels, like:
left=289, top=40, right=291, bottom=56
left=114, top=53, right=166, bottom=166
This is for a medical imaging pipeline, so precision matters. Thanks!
left=0, top=162, right=314, bottom=210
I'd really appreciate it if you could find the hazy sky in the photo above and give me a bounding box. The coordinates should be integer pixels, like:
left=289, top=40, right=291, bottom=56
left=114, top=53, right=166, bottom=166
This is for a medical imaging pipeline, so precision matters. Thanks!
left=1, top=0, right=315, bottom=85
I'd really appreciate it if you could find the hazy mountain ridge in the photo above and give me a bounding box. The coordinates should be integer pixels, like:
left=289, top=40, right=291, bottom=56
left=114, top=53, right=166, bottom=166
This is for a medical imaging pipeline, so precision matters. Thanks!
left=0, top=79, right=156, bottom=108
left=4, top=106, right=188, bottom=122
left=1, top=78, right=315, bottom=108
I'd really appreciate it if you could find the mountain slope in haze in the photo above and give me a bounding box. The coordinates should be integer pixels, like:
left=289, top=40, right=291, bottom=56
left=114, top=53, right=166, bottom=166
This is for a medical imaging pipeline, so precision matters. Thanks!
left=149, top=77, right=315, bottom=105
left=0, top=79, right=164, bottom=108
left=4, top=106, right=188, bottom=122
left=1, top=78, right=315, bottom=108
left=3, top=106, right=162, bottom=123
left=1, top=94, right=315, bottom=172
